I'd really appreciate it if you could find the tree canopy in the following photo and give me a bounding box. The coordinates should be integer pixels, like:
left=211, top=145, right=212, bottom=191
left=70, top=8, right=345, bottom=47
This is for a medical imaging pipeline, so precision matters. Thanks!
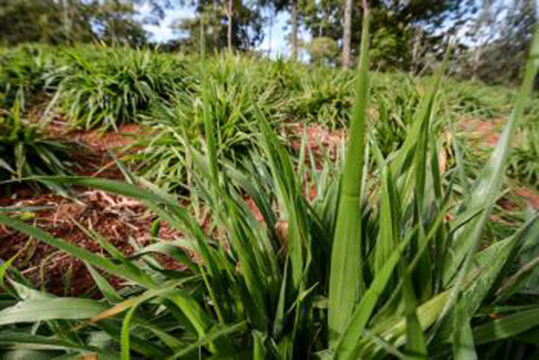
left=0, top=0, right=536, bottom=85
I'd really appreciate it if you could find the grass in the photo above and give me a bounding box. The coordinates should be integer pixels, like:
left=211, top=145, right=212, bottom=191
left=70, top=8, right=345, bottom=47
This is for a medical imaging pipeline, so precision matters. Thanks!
left=54, top=47, right=187, bottom=131
left=0, top=92, right=75, bottom=193
left=131, top=55, right=286, bottom=191
left=0, top=45, right=65, bottom=108
left=0, top=16, right=538, bottom=359
left=509, top=119, right=539, bottom=188
left=1, top=43, right=536, bottom=188
left=286, top=66, right=353, bottom=129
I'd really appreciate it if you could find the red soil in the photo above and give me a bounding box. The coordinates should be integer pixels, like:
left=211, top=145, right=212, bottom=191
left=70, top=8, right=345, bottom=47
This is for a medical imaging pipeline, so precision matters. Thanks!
left=459, top=117, right=504, bottom=148
left=286, top=123, right=346, bottom=162
left=0, top=123, right=182, bottom=295
left=459, top=117, right=539, bottom=210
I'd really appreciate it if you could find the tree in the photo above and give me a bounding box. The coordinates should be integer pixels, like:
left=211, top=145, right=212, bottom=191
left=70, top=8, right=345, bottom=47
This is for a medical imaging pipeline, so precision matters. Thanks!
left=0, top=0, right=92, bottom=45
left=258, top=0, right=302, bottom=59
left=303, top=36, right=339, bottom=65
left=94, top=0, right=148, bottom=46
left=226, top=0, right=235, bottom=50
left=290, top=0, right=298, bottom=59
left=341, top=0, right=352, bottom=68
left=460, top=0, right=537, bottom=85
left=0, top=0, right=156, bottom=47
left=299, top=0, right=477, bottom=70
left=171, top=1, right=264, bottom=52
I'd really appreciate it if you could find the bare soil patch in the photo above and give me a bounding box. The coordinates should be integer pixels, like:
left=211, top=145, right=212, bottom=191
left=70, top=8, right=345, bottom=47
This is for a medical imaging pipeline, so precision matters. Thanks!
left=459, top=117, right=539, bottom=210
left=0, top=123, right=181, bottom=295
left=285, top=123, right=346, bottom=162
left=459, top=117, right=505, bottom=148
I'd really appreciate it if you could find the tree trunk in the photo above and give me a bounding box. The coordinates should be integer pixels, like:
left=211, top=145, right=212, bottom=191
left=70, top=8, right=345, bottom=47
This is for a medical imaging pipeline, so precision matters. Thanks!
left=291, top=0, right=298, bottom=60
left=411, top=28, right=422, bottom=74
left=472, top=0, right=492, bottom=81
left=62, top=0, right=72, bottom=43
left=226, top=0, right=234, bottom=51
left=268, top=7, right=274, bottom=56
left=342, top=0, right=353, bottom=69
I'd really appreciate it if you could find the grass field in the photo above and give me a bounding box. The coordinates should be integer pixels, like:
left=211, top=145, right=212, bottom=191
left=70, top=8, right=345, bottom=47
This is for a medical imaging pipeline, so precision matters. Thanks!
left=0, top=26, right=539, bottom=359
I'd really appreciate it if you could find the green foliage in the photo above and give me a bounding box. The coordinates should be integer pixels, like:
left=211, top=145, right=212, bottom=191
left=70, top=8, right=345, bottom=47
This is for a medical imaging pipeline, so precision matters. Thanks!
left=0, top=0, right=148, bottom=47
left=369, top=21, right=413, bottom=70
left=0, top=93, right=74, bottom=191
left=132, top=55, right=286, bottom=191
left=442, top=79, right=517, bottom=119
left=303, top=37, right=340, bottom=66
left=2, top=42, right=535, bottom=191
left=327, top=13, right=369, bottom=344
left=286, top=67, right=353, bottom=129
left=509, top=121, right=539, bottom=187
left=370, top=72, right=421, bottom=155
left=56, top=47, right=187, bottom=130
left=0, top=45, right=65, bottom=108
left=0, top=20, right=538, bottom=360
left=300, top=0, right=470, bottom=70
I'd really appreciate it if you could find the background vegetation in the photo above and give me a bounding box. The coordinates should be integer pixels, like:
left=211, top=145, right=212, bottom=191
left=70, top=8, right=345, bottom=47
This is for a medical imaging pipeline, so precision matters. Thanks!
left=0, top=0, right=536, bottom=86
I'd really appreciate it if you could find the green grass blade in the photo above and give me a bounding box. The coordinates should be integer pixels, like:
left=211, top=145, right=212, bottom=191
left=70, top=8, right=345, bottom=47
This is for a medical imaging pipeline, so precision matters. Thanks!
left=166, top=321, right=247, bottom=360
left=402, top=268, right=427, bottom=359
left=0, top=298, right=108, bottom=325
left=335, top=231, right=413, bottom=358
left=328, top=9, right=370, bottom=345
left=375, top=165, right=398, bottom=276
left=0, top=214, right=155, bottom=288
left=121, top=304, right=139, bottom=360
left=440, top=28, right=539, bottom=325
left=453, top=300, right=477, bottom=360
left=462, top=216, right=539, bottom=315
left=86, top=264, right=123, bottom=304
left=474, top=306, right=539, bottom=345
left=0, top=331, right=119, bottom=357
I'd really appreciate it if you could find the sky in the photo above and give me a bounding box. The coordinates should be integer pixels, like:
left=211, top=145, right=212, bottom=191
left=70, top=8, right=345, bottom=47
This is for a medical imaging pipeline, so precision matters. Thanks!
left=140, top=3, right=293, bottom=57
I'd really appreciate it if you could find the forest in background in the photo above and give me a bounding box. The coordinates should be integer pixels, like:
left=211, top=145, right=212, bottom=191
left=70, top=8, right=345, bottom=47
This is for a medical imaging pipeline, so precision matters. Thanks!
left=0, top=0, right=537, bottom=85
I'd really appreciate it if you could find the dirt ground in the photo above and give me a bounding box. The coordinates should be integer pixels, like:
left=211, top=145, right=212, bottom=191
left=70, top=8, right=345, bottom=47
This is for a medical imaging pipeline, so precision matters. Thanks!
left=0, top=123, right=162, bottom=295
left=460, top=117, right=539, bottom=210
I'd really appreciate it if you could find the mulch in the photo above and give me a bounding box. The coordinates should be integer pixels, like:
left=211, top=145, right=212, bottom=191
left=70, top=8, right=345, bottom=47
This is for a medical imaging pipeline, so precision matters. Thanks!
left=0, top=123, right=180, bottom=295
left=459, top=117, right=539, bottom=210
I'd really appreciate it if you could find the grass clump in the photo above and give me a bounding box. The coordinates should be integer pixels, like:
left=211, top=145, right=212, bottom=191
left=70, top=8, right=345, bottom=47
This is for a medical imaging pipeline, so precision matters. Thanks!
left=0, top=94, right=75, bottom=193
left=509, top=121, right=539, bottom=187
left=0, top=45, right=65, bottom=109
left=132, top=55, right=286, bottom=191
left=55, top=47, right=187, bottom=131
left=286, top=67, right=353, bottom=129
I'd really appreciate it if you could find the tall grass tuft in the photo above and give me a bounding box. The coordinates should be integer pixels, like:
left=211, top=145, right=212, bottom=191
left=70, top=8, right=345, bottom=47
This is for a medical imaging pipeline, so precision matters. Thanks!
left=0, top=45, right=65, bottom=108
left=131, top=54, right=286, bottom=192
left=0, top=92, right=75, bottom=193
left=55, top=47, right=187, bottom=131
left=509, top=120, right=539, bottom=187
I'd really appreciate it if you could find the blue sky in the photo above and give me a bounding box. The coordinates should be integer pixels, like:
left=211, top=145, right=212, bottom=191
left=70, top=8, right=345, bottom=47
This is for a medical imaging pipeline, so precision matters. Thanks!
left=140, top=3, right=293, bottom=57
